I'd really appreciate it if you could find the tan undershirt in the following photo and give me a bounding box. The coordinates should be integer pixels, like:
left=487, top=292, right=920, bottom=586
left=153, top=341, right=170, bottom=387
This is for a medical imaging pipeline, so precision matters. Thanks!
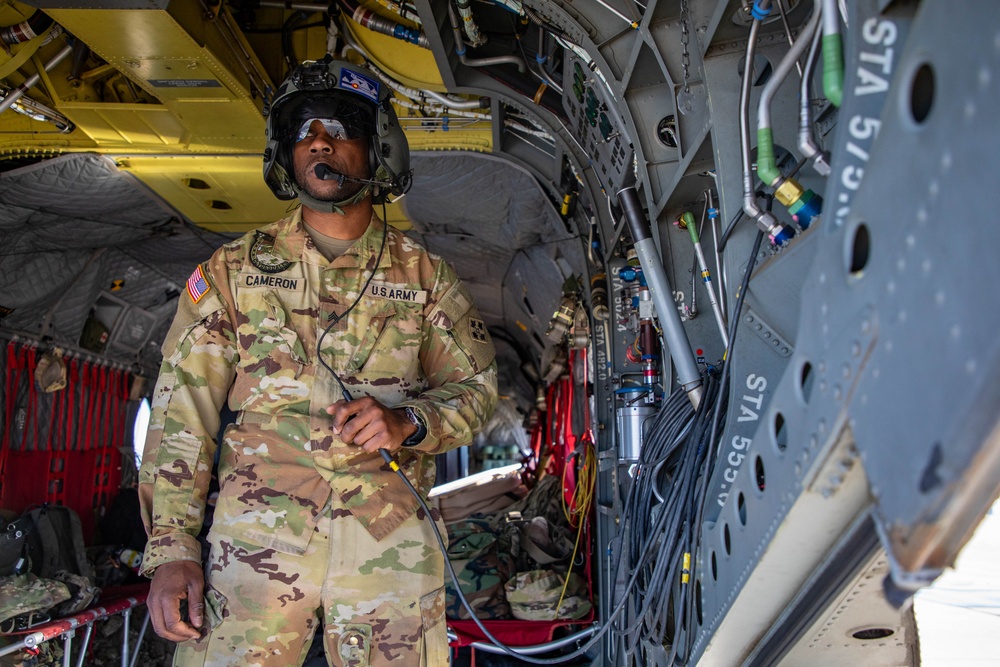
left=304, top=221, right=359, bottom=261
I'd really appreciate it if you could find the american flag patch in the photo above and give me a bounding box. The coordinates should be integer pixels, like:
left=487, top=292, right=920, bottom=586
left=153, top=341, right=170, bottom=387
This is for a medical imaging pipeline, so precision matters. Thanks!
left=186, top=265, right=210, bottom=303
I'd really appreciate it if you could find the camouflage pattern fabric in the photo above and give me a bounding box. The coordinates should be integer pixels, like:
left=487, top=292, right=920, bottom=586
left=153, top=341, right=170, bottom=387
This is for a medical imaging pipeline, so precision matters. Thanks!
left=444, top=518, right=513, bottom=620
left=137, top=209, right=495, bottom=663
left=505, top=570, right=591, bottom=621
left=50, top=570, right=99, bottom=616
left=443, top=481, right=593, bottom=623
left=173, top=496, right=448, bottom=667
left=0, top=573, right=70, bottom=624
left=138, top=209, right=497, bottom=573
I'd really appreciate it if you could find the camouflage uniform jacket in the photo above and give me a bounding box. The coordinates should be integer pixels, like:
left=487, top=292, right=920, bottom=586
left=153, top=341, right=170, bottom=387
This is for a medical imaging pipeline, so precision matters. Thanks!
left=138, top=209, right=498, bottom=576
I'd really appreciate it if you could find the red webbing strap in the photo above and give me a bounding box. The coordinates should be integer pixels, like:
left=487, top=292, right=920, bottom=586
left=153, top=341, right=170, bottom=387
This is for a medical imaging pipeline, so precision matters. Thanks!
left=82, top=362, right=97, bottom=450
left=561, top=357, right=577, bottom=500
left=98, top=365, right=110, bottom=448
left=24, top=346, right=39, bottom=450
left=67, top=359, right=79, bottom=451
left=2, top=341, right=20, bottom=450
left=45, top=351, right=64, bottom=451
left=117, top=370, right=131, bottom=449
left=107, top=368, right=118, bottom=450
left=0, top=342, right=18, bottom=496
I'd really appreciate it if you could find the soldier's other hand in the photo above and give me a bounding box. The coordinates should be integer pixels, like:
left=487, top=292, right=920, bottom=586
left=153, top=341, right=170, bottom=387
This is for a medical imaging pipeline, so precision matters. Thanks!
left=148, top=560, right=205, bottom=642
left=327, top=396, right=416, bottom=454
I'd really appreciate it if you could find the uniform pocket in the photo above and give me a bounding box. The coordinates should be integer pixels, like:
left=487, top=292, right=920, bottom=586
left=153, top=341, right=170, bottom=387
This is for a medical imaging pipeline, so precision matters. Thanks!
left=260, top=291, right=308, bottom=364
left=419, top=586, right=450, bottom=666
left=350, top=300, right=421, bottom=377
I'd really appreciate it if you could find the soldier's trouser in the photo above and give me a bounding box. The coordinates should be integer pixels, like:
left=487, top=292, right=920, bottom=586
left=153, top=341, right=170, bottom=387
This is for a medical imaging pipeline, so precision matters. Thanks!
left=173, top=498, right=449, bottom=667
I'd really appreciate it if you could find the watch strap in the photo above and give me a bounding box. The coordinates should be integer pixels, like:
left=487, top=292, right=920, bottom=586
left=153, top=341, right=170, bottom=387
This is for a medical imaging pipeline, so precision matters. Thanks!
left=402, top=406, right=426, bottom=447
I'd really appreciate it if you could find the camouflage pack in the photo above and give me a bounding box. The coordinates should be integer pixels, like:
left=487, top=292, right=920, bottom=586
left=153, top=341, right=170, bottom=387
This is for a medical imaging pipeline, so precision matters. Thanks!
left=0, top=573, right=70, bottom=626
left=444, top=517, right=513, bottom=620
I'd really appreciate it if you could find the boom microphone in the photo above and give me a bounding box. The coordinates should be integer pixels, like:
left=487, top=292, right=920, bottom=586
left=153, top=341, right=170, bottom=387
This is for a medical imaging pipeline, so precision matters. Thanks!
left=314, top=163, right=346, bottom=184
left=314, top=163, right=395, bottom=188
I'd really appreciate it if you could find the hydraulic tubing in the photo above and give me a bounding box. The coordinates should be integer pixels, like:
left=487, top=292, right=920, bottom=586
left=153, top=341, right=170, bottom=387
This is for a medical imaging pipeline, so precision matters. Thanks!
left=455, top=0, right=486, bottom=47
left=617, top=186, right=703, bottom=408
left=756, top=6, right=822, bottom=183
left=821, top=0, right=844, bottom=106
left=0, top=89, right=73, bottom=131
left=367, top=61, right=485, bottom=109
left=799, top=17, right=831, bottom=175
left=0, top=43, right=72, bottom=115
left=706, top=189, right=727, bottom=316
left=738, top=1, right=791, bottom=244
left=339, top=0, right=429, bottom=48
left=447, top=4, right=526, bottom=72
left=681, top=211, right=728, bottom=347
left=755, top=4, right=824, bottom=230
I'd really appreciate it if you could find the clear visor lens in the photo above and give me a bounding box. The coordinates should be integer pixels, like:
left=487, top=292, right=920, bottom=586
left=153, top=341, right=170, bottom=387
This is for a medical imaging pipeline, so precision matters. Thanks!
left=295, top=118, right=353, bottom=142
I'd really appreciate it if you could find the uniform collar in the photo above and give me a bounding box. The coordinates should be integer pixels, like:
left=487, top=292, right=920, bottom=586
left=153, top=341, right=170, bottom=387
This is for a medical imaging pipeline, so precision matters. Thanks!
left=271, top=208, right=392, bottom=270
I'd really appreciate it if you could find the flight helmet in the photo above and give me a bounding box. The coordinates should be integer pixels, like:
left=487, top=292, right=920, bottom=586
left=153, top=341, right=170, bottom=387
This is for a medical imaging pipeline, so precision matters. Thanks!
left=263, top=56, right=411, bottom=207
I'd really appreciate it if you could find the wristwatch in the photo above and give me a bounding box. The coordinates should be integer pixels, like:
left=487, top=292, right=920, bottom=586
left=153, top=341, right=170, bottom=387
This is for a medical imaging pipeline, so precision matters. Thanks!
left=401, top=406, right=427, bottom=447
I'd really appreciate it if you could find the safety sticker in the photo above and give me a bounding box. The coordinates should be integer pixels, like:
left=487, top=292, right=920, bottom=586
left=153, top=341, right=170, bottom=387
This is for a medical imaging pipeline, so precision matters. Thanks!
left=187, top=264, right=211, bottom=303
left=339, top=69, right=380, bottom=103
left=470, top=318, right=488, bottom=343
left=367, top=281, right=427, bottom=304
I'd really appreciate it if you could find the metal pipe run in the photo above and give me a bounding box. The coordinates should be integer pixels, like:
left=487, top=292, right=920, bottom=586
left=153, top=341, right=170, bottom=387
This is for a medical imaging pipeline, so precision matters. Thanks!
left=617, top=186, right=703, bottom=408
left=738, top=0, right=792, bottom=244
left=447, top=4, right=526, bottom=72
left=799, top=13, right=831, bottom=175
left=0, top=43, right=72, bottom=115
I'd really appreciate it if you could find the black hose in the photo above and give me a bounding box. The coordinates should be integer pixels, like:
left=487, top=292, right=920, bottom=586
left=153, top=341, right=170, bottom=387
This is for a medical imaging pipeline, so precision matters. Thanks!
left=0, top=10, right=53, bottom=46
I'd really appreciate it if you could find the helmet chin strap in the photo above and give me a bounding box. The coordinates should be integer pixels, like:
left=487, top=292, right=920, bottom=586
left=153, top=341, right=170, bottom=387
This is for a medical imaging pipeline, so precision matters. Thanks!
left=295, top=181, right=374, bottom=214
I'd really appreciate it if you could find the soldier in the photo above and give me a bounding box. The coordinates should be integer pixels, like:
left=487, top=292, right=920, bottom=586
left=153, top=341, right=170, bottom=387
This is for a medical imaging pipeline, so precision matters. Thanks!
left=138, top=56, right=498, bottom=666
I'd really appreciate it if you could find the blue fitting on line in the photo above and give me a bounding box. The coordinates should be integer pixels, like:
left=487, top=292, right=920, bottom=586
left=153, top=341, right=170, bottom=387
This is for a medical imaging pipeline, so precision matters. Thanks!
left=708, top=207, right=719, bottom=219
left=751, top=0, right=771, bottom=21
left=620, top=267, right=638, bottom=282
left=393, top=25, right=421, bottom=45
left=536, top=53, right=547, bottom=64
left=771, top=225, right=794, bottom=245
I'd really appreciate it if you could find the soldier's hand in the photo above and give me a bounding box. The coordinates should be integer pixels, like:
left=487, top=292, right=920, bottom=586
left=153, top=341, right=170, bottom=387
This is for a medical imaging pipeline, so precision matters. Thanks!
left=148, top=560, right=205, bottom=642
left=327, top=396, right=416, bottom=454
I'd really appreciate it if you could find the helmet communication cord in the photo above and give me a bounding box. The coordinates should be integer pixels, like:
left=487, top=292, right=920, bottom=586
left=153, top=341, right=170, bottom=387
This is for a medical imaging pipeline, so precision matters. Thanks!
left=314, top=211, right=611, bottom=664
left=315, top=202, right=388, bottom=402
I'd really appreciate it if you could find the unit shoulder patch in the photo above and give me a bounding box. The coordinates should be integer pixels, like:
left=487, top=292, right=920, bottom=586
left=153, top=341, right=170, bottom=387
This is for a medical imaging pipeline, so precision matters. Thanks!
left=250, top=231, right=293, bottom=274
left=469, top=317, right=488, bottom=343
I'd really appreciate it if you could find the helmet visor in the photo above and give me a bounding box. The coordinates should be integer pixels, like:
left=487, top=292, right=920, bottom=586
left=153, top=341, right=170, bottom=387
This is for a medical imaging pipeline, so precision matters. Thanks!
left=295, top=118, right=355, bottom=142
left=275, top=92, right=376, bottom=143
